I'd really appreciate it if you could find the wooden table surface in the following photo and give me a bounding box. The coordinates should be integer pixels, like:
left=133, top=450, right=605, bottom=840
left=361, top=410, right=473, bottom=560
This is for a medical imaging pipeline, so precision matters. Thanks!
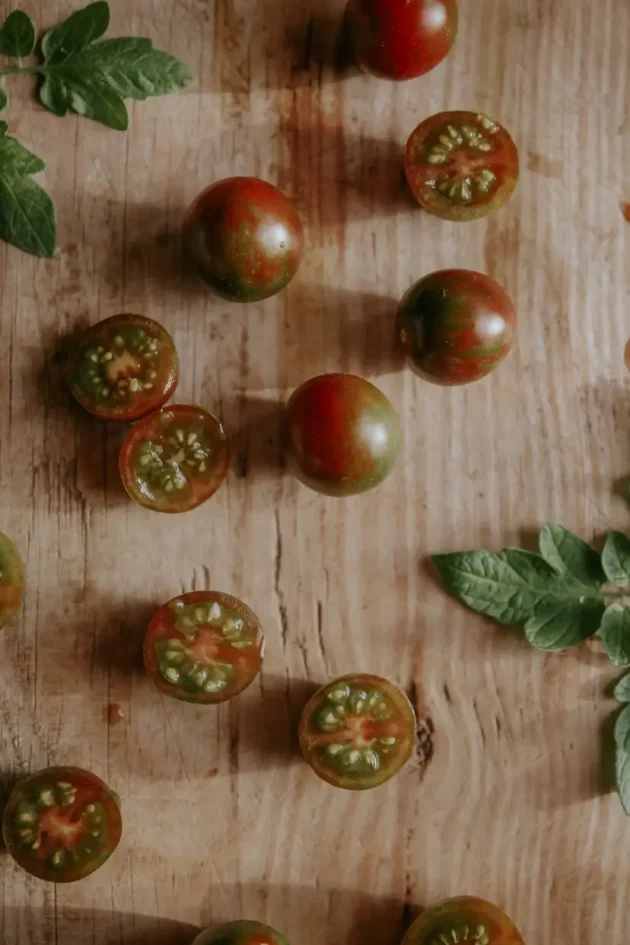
left=1, top=0, right=629, bottom=942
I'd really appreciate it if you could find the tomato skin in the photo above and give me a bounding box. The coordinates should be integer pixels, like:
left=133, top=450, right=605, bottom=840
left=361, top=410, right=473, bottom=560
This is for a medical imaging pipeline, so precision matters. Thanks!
left=397, top=270, right=516, bottom=386
left=63, top=314, right=179, bottom=421
left=2, top=766, right=122, bottom=884
left=402, top=897, right=524, bottom=945
left=144, top=591, right=264, bottom=705
left=298, top=673, right=416, bottom=790
left=0, top=532, right=24, bottom=630
left=405, top=111, right=519, bottom=221
left=183, top=177, right=304, bottom=302
left=348, top=0, right=458, bottom=80
left=192, top=921, right=290, bottom=945
left=286, top=374, right=402, bottom=497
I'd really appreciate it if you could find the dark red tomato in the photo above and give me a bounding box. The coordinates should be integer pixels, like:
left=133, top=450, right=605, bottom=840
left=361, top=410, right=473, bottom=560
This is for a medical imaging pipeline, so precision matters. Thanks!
left=183, top=177, right=304, bottom=302
left=144, top=591, right=264, bottom=704
left=63, top=314, right=179, bottom=421
left=192, top=921, right=290, bottom=945
left=298, top=674, right=416, bottom=790
left=397, top=270, right=516, bottom=385
left=348, top=0, right=458, bottom=80
left=0, top=532, right=23, bottom=629
left=2, top=766, right=122, bottom=883
left=402, top=897, right=524, bottom=945
left=286, top=374, right=402, bottom=497
left=119, top=405, right=230, bottom=513
left=405, top=111, right=519, bottom=221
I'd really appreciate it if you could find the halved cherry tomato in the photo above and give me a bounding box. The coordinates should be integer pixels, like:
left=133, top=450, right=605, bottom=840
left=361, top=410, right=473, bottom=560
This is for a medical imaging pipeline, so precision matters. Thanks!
left=405, top=111, right=519, bottom=221
left=0, top=532, right=24, bottom=629
left=144, top=591, right=264, bottom=704
left=192, top=921, right=290, bottom=945
left=298, top=674, right=416, bottom=790
left=348, top=0, right=458, bottom=80
left=2, top=766, right=122, bottom=883
left=119, top=405, right=230, bottom=513
left=402, top=897, right=524, bottom=945
left=63, top=314, right=179, bottom=421
left=183, top=177, right=304, bottom=302
left=286, top=374, right=402, bottom=497
left=397, top=270, right=516, bottom=385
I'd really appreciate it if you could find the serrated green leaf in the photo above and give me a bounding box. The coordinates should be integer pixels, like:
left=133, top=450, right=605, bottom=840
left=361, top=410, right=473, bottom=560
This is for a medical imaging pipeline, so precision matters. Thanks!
left=0, top=83, right=7, bottom=112
left=0, top=120, right=7, bottom=136
left=615, top=704, right=630, bottom=814
left=0, top=10, right=36, bottom=58
left=48, top=73, right=128, bottom=130
left=0, top=132, right=55, bottom=257
left=600, top=605, right=630, bottom=667
left=39, top=76, right=70, bottom=117
left=538, top=523, right=605, bottom=587
left=524, top=598, right=605, bottom=650
left=41, top=1, right=110, bottom=64
left=614, top=674, right=630, bottom=703
left=602, top=532, right=630, bottom=587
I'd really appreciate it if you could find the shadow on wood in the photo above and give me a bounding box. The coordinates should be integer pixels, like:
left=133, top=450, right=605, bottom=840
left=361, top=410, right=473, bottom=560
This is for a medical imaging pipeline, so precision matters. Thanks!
left=0, top=907, right=199, bottom=945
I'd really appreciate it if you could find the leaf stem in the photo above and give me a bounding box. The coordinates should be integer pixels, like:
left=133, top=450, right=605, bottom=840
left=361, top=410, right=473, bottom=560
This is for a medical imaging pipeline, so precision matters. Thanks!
left=0, top=66, right=45, bottom=77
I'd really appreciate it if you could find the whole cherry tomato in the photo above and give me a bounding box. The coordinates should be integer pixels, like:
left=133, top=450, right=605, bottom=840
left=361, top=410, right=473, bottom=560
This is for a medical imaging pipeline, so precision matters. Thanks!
left=0, top=532, right=23, bottom=630
left=397, top=270, right=516, bottom=385
left=348, top=0, right=458, bottom=80
left=183, top=177, right=304, bottom=302
left=405, top=111, right=519, bottom=221
left=286, top=373, right=402, bottom=497
left=402, top=897, right=524, bottom=945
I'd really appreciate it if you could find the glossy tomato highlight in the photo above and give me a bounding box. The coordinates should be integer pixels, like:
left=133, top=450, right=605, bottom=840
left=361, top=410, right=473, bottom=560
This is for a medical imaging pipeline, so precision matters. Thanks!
left=405, top=111, right=519, bottom=220
left=145, top=591, right=264, bottom=704
left=183, top=177, right=304, bottom=302
left=192, top=921, right=290, bottom=945
left=397, top=270, right=516, bottom=385
left=348, top=0, right=458, bottom=80
left=0, top=532, right=24, bottom=629
left=402, top=897, right=524, bottom=945
left=2, top=766, right=122, bottom=883
left=119, top=405, right=230, bottom=513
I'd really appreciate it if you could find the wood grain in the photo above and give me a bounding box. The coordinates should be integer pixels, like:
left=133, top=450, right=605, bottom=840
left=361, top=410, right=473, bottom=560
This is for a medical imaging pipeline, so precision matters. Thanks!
left=1, top=0, right=629, bottom=942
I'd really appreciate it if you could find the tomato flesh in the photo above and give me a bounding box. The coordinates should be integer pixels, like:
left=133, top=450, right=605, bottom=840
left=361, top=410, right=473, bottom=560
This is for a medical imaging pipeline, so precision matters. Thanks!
left=402, top=897, right=524, bottom=945
left=2, top=766, right=122, bottom=883
left=405, top=111, right=519, bottom=221
left=144, top=591, right=264, bottom=704
left=119, top=405, right=230, bottom=513
left=183, top=177, right=304, bottom=302
left=193, top=921, right=290, bottom=945
left=397, top=270, right=516, bottom=385
left=0, top=532, right=24, bottom=629
left=64, top=314, right=179, bottom=421
left=298, top=674, right=416, bottom=790
left=286, top=374, right=402, bottom=497
left=348, top=0, right=458, bottom=80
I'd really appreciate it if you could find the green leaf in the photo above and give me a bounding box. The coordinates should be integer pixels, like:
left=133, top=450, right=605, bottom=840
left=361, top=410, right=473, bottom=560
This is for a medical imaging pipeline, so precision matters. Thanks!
left=615, top=704, right=630, bottom=814
left=41, top=1, right=110, bottom=64
left=46, top=73, right=128, bottom=130
left=524, top=598, right=605, bottom=650
left=600, top=605, right=630, bottom=667
left=0, top=82, right=7, bottom=112
left=602, top=532, right=630, bottom=587
left=0, top=10, right=36, bottom=58
left=614, top=674, right=630, bottom=703
left=538, top=523, right=605, bottom=587
left=0, top=131, right=55, bottom=257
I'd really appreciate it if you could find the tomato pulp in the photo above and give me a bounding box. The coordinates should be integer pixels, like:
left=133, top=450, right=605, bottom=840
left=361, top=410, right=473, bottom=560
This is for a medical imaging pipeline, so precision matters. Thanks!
left=402, top=897, right=524, bottom=945
left=348, top=0, right=458, bottom=80
left=0, top=532, right=24, bottom=629
left=2, top=766, right=122, bottom=883
left=286, top=374, right=402, bottom=497
left=405, top=111, right=519, bottom=221
left=183, top=177, right=304, bottom=302
left=192, top=921, right=290, bottom=945
left=145, top=591, right=264, bottom=704
left=397, top=270, right=516, bottom=385
left=119, top=405, right=230, bottom=513
left=298, top=674, right=416, bottom=790
left=64, top=314, right=179, bottom=421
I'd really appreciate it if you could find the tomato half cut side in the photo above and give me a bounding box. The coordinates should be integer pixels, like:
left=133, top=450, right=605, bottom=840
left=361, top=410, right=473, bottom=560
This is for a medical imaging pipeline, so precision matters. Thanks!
left=64, top=314, right=179, bottom=421
left=405, top=111, right=519, bottom=221
left=402, top=897, right=524, bottom=945
left=2, top=766, right=122, bottom=883
left=144, top=591, right=264, bottom=704
left=298, top=673, right=416, bottom=790
left=192, top=920, right=291, bottom=945
left=119, top=405, right=230, bottom=513
left=0, top=532, right=24, bottom=630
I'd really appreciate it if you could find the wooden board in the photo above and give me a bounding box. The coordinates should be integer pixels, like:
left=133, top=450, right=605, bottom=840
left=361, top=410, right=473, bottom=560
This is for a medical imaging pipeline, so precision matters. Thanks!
left=1, top=0, right=629, bottom=942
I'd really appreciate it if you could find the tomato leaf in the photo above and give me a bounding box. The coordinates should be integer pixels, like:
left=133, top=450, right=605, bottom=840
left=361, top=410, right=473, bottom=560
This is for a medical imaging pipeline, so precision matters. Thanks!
left=538, top=523, right=605, bottom=587
left=0, top=10, right=36, bottom=58
left=614, top=674, right=630, bottom=703
left=600, top=605, right=630, bottom=667
left=602, top=531, right=630, bottom=588
left=41, top=1, right=110, bottom=64
left=0, top=125, right=55, bottom=257
left=615, top=704, right=630, bottom=814
left=0, top=82, right=7, bottom=111
left=523, top=598, right=605, bottom=650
